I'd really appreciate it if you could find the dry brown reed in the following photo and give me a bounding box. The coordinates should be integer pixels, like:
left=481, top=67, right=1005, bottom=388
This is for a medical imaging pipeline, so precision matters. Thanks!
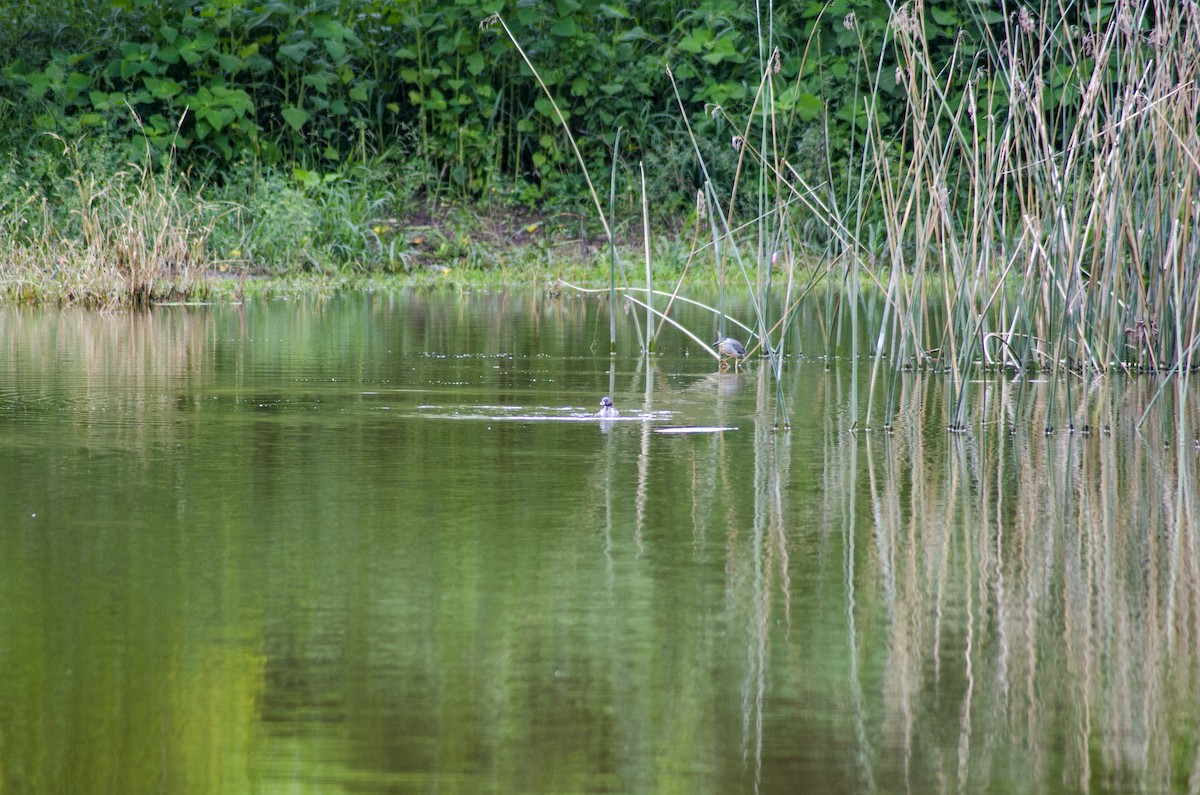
left=1, top=135, right=217, bottom=309
left=681, top=0, right=1200, bottom=432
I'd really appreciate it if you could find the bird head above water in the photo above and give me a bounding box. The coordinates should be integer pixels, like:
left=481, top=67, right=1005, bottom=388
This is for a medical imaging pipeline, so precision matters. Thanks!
left=598, top=396, right=619, bottom=418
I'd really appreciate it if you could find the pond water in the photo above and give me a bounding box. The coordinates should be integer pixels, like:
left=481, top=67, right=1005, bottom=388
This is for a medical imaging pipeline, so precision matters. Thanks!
left=2, top=290, right=1199, bottom=794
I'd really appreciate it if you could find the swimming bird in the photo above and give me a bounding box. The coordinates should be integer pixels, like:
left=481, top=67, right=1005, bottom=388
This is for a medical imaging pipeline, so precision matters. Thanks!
left=598, top=396, right=619, bottom=418
left=713, top=337, right=747, bottom=370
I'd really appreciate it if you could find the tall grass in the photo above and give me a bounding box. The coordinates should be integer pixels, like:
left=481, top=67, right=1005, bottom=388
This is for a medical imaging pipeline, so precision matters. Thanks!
left=1, top=134, right=218, bottom=308
left=854, top=0, right=1200, bottom=431
left=621, top=0, right=1199, bottom=433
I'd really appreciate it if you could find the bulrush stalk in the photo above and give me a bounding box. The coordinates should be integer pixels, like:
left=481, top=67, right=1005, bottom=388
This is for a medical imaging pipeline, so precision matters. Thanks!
left=526, top=0, right=1199, bottom=436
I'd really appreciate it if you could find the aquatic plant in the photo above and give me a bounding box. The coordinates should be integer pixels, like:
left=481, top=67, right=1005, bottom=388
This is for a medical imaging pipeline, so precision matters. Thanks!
left=848, top=0, right=1200, bottom=433
left=1, top=128, right=221, bottom=308
left=530, top=0, right=1199, bottom=437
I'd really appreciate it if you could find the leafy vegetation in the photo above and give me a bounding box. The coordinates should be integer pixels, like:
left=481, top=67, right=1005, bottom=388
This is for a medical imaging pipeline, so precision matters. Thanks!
left=0, top=0, right=966, bottom=211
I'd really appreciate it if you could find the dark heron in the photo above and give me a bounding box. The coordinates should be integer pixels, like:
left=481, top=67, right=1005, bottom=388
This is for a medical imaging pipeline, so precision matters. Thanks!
left=713, top=337, right=747, bottom=370
left=598, top=396, right=619, bottom=418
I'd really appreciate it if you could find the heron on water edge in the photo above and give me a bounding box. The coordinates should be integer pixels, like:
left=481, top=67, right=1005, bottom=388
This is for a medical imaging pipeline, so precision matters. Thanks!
left=713, top=337, right=747, bottom=371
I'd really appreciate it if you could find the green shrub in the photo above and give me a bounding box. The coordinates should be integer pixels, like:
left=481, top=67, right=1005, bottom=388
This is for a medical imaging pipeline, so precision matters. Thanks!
left=0, top=0, right=385, bottom=170
left=0, top=0, right=1140, bottom=225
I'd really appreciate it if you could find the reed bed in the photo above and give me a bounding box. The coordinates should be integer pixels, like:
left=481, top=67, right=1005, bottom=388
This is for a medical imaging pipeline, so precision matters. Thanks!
left=775, top=0, right=1198, bottom=432
left=0, top=135, right=216, bottom=309
left=862, top=0, right=1200, bottom=426
left=522, top=0, right=1200, bottom=436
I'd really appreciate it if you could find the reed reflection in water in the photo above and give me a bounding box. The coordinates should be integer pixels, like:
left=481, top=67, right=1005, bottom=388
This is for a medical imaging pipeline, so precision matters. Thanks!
left=821, top=370, right=1200, bottom=793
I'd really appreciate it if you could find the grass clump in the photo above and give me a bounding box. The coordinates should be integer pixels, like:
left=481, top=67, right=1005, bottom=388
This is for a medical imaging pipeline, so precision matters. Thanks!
left=1, top=135, right=218, bottom=308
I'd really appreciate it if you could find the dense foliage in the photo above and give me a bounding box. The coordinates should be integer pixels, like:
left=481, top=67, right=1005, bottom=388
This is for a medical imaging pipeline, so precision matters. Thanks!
left=0, top=0, right=1172, bottom=290
left=0, top=0, right=992, bottom=210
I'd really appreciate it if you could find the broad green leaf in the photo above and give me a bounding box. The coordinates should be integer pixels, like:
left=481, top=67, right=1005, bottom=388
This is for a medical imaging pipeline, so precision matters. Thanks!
left=191, top=30, right=216, bottom=53
left=282, top=106, right=309, bottom=131
left=245, top=55, right=272, bottom=74
left=219, top=88, right=253, bottom=114
left=930, top=7, right=958, bottom=25
left=677, top=29, right=712, bottom=54
left=278, top=43, right=310, bottom=63
left=144, top=76, right=182, bottom=99
left=324, top=39, right=347, bottom=60
left=292, top=167, right=320, bottom=188
left=198, top=105, right=235, bottom=131
left=703, top=35, right=744, bottom=65
left=24, top=72, right=51, bottom=97
left=302, top=73, right=330, bottom=93
left=179, top=39, right=204, bottom=65
left=217, top=52, right=242, bottom=73
left=795, top=92, right=823, bottom=120
left=65, top=72, right=92, bottom=92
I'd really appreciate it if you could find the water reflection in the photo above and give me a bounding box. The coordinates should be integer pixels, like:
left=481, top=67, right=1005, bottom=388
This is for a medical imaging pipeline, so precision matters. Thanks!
left=0, top=294, right=1198, bottom=794
left=840, top=371, right=1200, bottom=793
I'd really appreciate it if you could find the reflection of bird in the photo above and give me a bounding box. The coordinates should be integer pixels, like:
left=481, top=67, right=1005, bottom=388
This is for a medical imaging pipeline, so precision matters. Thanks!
left=713, top=337, right=747, bottom=370
left=598, top=396, right=619, bottom=418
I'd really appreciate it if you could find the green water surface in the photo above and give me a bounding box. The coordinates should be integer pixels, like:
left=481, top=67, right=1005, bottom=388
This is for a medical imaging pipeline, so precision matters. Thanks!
left=2, top=291, right=1198, bottom=794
